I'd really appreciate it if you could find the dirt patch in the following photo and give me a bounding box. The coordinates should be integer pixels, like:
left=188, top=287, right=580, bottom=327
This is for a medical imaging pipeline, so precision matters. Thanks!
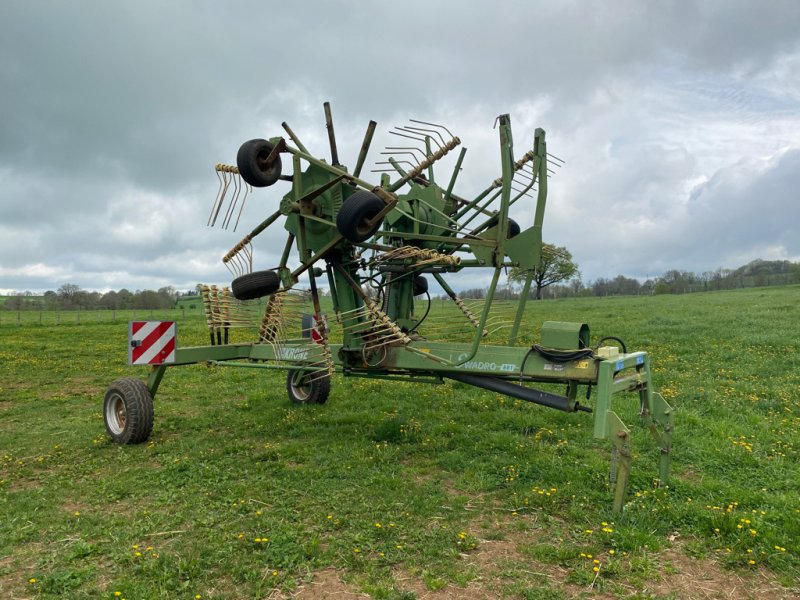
left=647, top=548, right=799, bottom=600
left=284, top=569, right=367, bottom=599
left=393, top=569, right=497, bottom=599
left=0, top=542, right=44, bottom=599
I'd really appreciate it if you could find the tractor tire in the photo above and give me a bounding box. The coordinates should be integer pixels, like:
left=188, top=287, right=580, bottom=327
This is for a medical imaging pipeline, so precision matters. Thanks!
left=286, top=369, right=331, bottom=405
left=104, top=378, right=154, bottom=444
left=507, top=218, right=521, bottom=238
left=413, top=275, right=428, bottom=296
left=336, top=191, right=385, bottom=243
left=232, top=270, right=281, bottom=301
left=237, top=139, right=283, bottom=188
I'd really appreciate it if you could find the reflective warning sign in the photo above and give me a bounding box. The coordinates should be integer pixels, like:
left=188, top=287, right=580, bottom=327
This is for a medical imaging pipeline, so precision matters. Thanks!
left=128, top=321, right=177, bottom=365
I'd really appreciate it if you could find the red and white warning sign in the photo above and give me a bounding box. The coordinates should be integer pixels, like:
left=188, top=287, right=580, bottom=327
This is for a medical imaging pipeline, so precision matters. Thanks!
left=128, top=321, right=177, bottom=365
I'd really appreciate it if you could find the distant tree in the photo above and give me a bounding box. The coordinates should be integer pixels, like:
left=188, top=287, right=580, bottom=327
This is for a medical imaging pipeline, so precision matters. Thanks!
left=43, top=290, right=59, bottom=309
left=4, top=293, right=24, bottom=310
left=117, top=289, right=133, bottom=309
left=57, top=283, right=81, bottom=307
left=509, top=243, right=579, bottom=299
left=100, top=290, right=120, bottom=310
left=134, top=290, right=165, bottom=310
left=158, top=286, right=177, bottom=303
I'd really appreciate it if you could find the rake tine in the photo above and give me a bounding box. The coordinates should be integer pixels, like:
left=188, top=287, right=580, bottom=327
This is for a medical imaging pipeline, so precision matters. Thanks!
left=376, top=160, right=417, bottom=170
left=398, top=126, right=443, bottom=150
left=402, top=125, right=447, bottom=149
left=390, top=129, right=428, bottom=144
left=208, top=166, right=225, bottom=226
left=222, top=174, right=241, bottom=230
left=210, top=169, right=231, bottom=227
left=408, top=119, right=457, bottom=140
left=380, top=150, right=422, bottom=167
left=232, top=182, right=252, bottom=231
left=385, top=146, right=428, bottom=160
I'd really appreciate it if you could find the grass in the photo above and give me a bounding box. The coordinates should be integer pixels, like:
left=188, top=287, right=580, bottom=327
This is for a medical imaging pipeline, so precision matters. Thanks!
left=1, top=286, right=799, bottom=598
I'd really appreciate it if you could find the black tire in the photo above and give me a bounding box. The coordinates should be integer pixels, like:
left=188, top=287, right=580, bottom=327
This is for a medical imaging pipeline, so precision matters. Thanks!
left=232, top=270, right=281, bottom=300
left=413, top=275, right=428, bottom=296
left=507, top=218, right=521, bottom=238
left=237, top=139, right=283, bottom=188
left=103, top=378, right=154, bottom=444
left=286, top=369, right=331, bottom=405
left=336, top=191, right=385, bottom=243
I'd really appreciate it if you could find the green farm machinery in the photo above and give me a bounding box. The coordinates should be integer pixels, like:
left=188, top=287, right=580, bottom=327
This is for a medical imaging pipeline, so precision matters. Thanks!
left=104, top=103, right=673, bottom=512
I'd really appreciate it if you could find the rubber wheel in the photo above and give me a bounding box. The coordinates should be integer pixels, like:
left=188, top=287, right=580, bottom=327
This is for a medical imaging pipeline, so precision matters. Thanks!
left=336, top=190, right=385, bottom=243
left=286, top=369, right=331, bottom=405
left=413, top=275, right=428, bottom=296
left=103, top=378, right=154, bottom=444
left=237, top=139, right=283, bottom=187
left=232, top=270, right=281, bottom=300
left=507, top=218, right=521, bottom=238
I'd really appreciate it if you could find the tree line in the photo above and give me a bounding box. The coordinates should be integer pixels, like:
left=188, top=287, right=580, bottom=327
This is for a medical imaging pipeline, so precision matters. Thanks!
left=460, top=258, right=800, bottom=300
left=3, top=256, right=799, bottom=311
left=1, top=284, right=194, bottom=311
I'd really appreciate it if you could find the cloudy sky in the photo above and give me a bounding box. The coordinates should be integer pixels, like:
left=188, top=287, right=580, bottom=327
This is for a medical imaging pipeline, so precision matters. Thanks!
left=1, top=0, right=799, bottom=295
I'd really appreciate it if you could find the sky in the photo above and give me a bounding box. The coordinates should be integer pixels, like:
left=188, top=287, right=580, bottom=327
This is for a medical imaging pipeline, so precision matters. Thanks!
left=1, top=0, right=799, bottom=295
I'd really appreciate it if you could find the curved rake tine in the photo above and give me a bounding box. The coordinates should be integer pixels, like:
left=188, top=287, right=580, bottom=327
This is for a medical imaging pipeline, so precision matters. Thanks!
left=233, top=182, right=252, bottom=231
left=380, top=150, right=421, bottom=166
left=376, top=160, right=417, bottom=170
left=210, top=170, right=231, bottom=227
left=385, top=146, right=428, bottom=160
left=208, top=167, right=225, bottom=226
left=403, top=125, right=447, bottom=149
left=222, top=174, right=241, bottom=229
left=398, top=126, right=443, bottom=150
left=390, top=129, right=428, bottom=144
left=409, top=119, right=457, bottom=140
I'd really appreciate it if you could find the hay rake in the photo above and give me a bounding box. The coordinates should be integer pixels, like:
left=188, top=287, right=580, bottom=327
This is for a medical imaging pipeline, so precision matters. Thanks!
left=103, top=103, right=673, bottom=513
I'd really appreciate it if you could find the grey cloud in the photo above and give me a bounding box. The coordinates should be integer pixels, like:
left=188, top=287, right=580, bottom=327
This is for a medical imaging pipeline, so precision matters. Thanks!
left=1, top=0, right=800, bottom=293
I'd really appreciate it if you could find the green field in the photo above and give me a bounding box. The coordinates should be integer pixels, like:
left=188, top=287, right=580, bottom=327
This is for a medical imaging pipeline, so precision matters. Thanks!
left=1, top=287, right=799, bottom=599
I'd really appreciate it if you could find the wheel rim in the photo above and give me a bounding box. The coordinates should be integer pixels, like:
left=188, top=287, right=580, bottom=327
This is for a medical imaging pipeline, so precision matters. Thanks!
left=106, top=393, right=126, bottom=434
left=289, top=372, right=311, bottom=402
